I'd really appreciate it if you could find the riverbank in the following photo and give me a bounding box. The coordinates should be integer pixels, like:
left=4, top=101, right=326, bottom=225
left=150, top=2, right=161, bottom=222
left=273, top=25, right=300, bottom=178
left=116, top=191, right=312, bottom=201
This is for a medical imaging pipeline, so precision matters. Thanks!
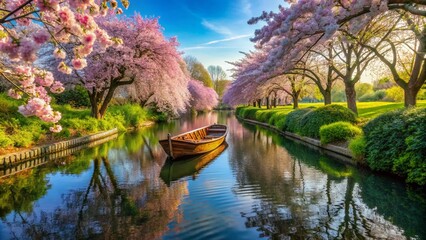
left=0, top=93, right=165, bottom=155
left=236, top=103, right=426, bottom=186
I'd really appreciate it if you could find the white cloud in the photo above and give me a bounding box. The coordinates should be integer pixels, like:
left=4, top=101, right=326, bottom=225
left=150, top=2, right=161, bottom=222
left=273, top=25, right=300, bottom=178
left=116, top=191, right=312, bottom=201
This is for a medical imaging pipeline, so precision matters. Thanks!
left=203, top=34, right=251, bottom=45
left=201, top=19, right=233, bottom=36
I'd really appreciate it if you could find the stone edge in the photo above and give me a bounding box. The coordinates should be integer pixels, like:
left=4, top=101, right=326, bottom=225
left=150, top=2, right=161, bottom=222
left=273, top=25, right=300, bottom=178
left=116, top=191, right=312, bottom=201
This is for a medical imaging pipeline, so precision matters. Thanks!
left=238, top=117, right=356, bottom=165
left=0, top=128, right=118, bottom=168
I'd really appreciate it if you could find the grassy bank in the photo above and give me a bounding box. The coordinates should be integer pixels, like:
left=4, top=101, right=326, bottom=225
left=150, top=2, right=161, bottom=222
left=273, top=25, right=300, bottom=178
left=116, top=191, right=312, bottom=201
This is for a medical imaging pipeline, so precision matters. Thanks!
left=236, top=101, right=426, bottom=186
left=0, top=93, right=165, bottom=154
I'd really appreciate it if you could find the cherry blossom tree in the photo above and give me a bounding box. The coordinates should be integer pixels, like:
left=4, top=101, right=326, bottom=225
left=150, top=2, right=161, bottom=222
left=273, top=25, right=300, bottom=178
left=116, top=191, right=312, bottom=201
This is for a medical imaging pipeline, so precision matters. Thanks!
left=72, top=15, right=188, bottom=119
left=188, top=79, right=219, bottom=112
left=247, top=0, right=426, bottom=110
left=0, top=0, right=129, bottom=131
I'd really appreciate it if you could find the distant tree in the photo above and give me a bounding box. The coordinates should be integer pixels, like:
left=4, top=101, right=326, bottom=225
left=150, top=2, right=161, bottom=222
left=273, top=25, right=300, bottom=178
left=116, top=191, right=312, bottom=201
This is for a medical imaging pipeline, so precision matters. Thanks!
left=188, top=79, right=218, bottom=111
left=356, top=83, right=374, bottom=100
left=207, top=65, right=227, bottom=92
left=184, top=56, right=213, bottom=88
left=373, top=77, right=396, bottom=90
left=216, top=80, right=232, bottom=98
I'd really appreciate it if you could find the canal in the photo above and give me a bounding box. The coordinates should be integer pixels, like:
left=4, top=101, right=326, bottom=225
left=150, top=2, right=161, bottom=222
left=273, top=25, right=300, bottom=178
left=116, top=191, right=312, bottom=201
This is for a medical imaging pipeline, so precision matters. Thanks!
left=0, top=111, right=425, bottom=239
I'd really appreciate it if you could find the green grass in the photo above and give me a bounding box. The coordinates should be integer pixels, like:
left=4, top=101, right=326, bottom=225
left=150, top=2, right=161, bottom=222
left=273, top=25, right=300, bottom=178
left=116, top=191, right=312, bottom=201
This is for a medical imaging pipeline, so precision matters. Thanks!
left=0, top=93, right=160, bottom=153
left=241, top=101, right=426, bottom=119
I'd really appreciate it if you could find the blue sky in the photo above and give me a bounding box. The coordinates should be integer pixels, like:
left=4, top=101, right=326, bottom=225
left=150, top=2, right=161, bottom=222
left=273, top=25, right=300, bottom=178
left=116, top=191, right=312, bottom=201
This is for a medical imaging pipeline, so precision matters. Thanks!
left=125, top=0, right=283, bottom=78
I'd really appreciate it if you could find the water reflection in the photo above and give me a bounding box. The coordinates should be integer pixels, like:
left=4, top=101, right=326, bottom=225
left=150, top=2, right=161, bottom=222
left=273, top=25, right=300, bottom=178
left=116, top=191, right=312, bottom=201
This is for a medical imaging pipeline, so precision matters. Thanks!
left=160, top=143, right=228, bottom=186
left=0, top=112, right=425, bottom=239
left=231, top=123, right=426, bottom=239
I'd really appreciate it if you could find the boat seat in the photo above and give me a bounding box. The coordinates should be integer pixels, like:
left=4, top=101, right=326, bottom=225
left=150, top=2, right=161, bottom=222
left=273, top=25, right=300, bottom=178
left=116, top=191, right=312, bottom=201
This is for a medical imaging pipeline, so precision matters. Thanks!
left=208, top=129, right=225, bottom=132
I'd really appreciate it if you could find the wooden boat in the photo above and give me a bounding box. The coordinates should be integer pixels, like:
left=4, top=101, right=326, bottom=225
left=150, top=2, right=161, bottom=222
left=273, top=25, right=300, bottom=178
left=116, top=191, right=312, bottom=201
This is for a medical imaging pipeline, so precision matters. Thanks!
left=159, top=124, right=228, bottom=159
left=160, top=142, right=228, bottom=185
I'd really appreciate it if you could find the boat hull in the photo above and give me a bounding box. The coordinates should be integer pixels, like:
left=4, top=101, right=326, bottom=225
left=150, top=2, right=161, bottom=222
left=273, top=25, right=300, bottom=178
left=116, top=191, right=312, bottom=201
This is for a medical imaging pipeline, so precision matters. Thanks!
left=159, top=124, right=228, bottom=159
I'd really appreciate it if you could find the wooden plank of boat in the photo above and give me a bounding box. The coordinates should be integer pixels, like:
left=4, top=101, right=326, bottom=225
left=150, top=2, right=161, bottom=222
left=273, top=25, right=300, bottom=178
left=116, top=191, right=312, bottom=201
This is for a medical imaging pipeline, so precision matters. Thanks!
left=160, top=142, right=228, bottom=185
left=159, top=124, right=228, bottom=159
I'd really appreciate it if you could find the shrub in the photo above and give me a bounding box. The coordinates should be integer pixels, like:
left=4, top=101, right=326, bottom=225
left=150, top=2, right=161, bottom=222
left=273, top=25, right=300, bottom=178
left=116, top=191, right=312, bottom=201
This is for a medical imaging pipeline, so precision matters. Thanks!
left=9, top=130, right=33, bottom=147
left=299, top=104, right=357, bottom=138
left=256, top=110, right=278, bottom=123
left=0, top=129, right=13, bottom=148
left=363, top=108, right=426, bottom=185
left=385, top=86, right=404, bottom=102
left=358, top=90, right=386, bottom=102
left=241, top=107, right=260, bottom=120
left=54, top=85, right=90, bottom=108
left=283, top=108, right=313, bottom=133
left=275, top=117, right=287, bottom=131
left=319, top=121, right=362, bottom=144
left=268, top=112, right=286, bottom=126
left=363, top=109, right=406, bottom=172
left=349, top=135, right=366, bottom=163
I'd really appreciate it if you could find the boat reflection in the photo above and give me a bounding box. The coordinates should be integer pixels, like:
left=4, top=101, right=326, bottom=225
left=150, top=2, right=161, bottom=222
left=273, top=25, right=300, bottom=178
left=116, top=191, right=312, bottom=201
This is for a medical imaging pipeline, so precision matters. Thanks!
left=160, top=142, right=228, bottom=185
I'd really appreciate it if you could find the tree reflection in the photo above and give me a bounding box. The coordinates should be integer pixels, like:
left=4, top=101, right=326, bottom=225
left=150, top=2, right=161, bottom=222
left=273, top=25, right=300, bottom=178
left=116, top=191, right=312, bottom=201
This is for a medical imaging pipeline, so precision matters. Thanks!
left=230, top=124, right=425, bottom=239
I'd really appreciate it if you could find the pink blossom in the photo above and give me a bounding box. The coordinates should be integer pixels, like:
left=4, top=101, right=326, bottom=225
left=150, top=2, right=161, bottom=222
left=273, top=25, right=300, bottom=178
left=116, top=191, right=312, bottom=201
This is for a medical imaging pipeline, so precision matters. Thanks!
left=19, top=39, right=38, bottom=62
left=50, top=125, right=62, bottom=133
left=71, top=58, right=87, bottom=70
left=33, top=30, right=50, bottom=45
left=7, top=89, right=22, bottom=99
left=18, top=98, right=46, bottom=117
left=53, top=48, right=67, bottom=59
left=35, top=71, right=55, bottom=87
left=81, top=32, right=96, bottom=46
left=58, top=61, right=73, bottom=74
left=58, top=7, right=75, bottom=27
left=50, top=81, right=65, bottom=93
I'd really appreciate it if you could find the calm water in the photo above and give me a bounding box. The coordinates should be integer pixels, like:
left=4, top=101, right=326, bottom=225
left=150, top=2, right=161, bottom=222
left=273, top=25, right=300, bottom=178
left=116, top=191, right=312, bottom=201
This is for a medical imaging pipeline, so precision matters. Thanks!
left=0, top=111, right=425, bottom=239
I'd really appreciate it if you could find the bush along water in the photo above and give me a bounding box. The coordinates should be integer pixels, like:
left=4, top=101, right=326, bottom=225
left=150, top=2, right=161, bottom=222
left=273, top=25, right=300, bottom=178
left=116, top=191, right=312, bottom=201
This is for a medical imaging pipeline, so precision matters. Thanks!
left=299, top=104, right=357, bottom=138
left=235, top=105, right=426, bottom=186
left=319, top=121, right=362, bottom=144
left=363, top=108, right=426, bottom=186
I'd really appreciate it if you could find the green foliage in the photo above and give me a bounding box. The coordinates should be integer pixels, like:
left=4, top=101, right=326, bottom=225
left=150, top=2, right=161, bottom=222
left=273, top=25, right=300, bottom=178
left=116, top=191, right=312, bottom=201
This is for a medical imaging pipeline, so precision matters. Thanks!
left=359, top=90, right=386, bottom=102
left=0, top=93, right=160, bottom=150
left=0, top=129, right=13, bottom=147
left=356, top=83, right=374, bottom=100
left=363, top=109, right=406, bottom=172
left=192, top=63, right=213, bottom=88
left=364, top=108, right=426, bottom=185
left=256, top=110, right=279, bottom=123
left=299, top=105, right=357, bottom=138
left=54, top=85, right=90, bottom=108
left=349, top=135, right=366, bottom=163
left=319, top=121, right=362, bottom=144
left=283, top=108, right=313, bottom=133
left=385, top=86, right=404, bottom=102
left=275, top=117, right=287, bottom=131
left=109, top=104, right=148, bottom=128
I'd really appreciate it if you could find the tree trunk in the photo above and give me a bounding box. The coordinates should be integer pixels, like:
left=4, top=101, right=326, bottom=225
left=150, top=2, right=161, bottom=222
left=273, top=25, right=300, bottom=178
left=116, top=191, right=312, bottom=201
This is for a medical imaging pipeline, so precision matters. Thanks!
left=344, top=82, right=358, bottom=115
left=88, top=91, right=101, bottom=119
left=253, top=101, right=256, bottom=107
left=292, top=95, right=299, bottom=109
left=404, top=87, right=418, bottom=107
left=98, top=85, right=118, bottom=119
left=324, top=89, right=332, bottom=105
left=266, top=96, right=270, bottom=109
left=257, top=99, right=262, bottom=108
left=273, top=98, right=277, bottom=108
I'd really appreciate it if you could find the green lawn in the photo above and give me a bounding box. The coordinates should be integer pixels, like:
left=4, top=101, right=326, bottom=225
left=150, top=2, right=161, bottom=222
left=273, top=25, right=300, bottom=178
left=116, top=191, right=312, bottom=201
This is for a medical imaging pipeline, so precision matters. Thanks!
left=253, top=100, right=426, bottom=119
